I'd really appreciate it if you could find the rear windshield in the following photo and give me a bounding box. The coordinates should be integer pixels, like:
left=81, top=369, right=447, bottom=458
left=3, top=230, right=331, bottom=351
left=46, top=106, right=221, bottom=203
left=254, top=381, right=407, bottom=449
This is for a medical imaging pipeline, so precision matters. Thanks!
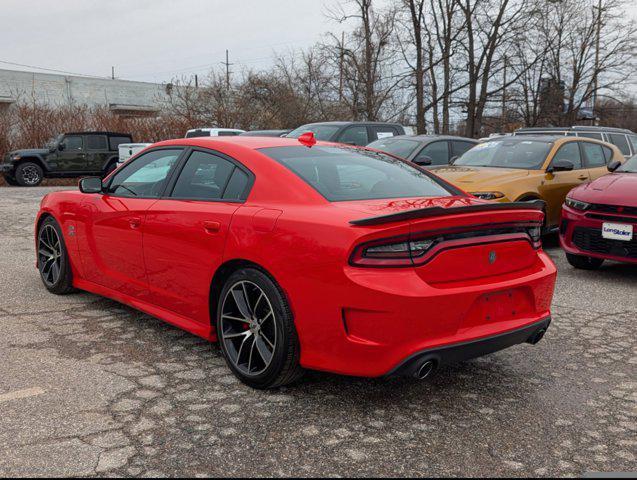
left=366, top=138, right=420, bottom=159
left=185, top=130, right=211, bottom=138
left=286, top=124, right=341, bottom=141
left=259, top=145, right=453, bottom=201
left=455, top=140, right=552, bottom=169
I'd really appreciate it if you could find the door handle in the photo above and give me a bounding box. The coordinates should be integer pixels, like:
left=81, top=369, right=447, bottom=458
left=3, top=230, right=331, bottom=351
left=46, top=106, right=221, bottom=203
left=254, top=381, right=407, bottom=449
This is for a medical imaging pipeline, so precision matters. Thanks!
left=577, top=175, right=588, bottom=181
left=203, top=221, right=221, bottom=233
left=129, top=217, right=141, bottom=229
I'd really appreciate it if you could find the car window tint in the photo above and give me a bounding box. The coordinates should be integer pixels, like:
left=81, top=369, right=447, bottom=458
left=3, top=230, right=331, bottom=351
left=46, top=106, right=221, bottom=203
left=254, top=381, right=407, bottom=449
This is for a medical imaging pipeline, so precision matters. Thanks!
left=366, top=138, right=420, bottom=159
left=171, top=151, right=235, bottom=200
left=186, top=130, right=211, bottom=138
left=85, top=135, right=107, bottom=150
left=338, top=126, right=369, bottom=146
left=61, top=136, right=83, bottom=151
left=109, top=136, right=131, bottom=150
left=260, top=145, right=452, bottom=201
left=451, top=141, right=475, bottom=157
left=218, top=131, right=240, bottom=136
left=577, top=132, right=603, bottom=141
left=602, top=145, right=613, bottom=163
left=581, top=142, right=606, bottom=167
left=108, top=149, right=182, bottom=198
left=455, top=140, right=552, bottom=169
left=415, top=141, right=449, bottom=165
left=223, top=168, right=250, bottom=200
left=608, top=133, right=630, bottom=155
left=629, top=135, right=637, bottom=152
left=552, top=142, right=582, bottom=169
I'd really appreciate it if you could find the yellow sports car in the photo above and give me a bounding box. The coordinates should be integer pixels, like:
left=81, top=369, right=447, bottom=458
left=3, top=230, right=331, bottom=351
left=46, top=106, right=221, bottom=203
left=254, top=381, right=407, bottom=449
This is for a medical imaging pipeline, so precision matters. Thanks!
left=431, top=136, right=624, bottom=230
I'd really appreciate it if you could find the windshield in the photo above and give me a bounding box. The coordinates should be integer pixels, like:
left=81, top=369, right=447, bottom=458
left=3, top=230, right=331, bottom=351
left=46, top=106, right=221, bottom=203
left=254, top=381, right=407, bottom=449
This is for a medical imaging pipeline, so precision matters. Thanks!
left=454, top=140, right=552, bottom=169
left=45, top=135, right=62, bottom=148
left=367, top=138, right=420, bottom=159
left=259, top=145, right=453, bottom=201
left=286, top=124, right=341, bottom=141
left=618, top=155, right=637, bottom=173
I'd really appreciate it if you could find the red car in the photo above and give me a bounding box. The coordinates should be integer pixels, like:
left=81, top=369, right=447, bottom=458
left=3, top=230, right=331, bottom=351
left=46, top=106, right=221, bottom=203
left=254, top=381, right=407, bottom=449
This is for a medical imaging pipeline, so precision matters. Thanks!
left=35, top=135, right=556, bottom=389
left=561, top=156, right=637, bottom=268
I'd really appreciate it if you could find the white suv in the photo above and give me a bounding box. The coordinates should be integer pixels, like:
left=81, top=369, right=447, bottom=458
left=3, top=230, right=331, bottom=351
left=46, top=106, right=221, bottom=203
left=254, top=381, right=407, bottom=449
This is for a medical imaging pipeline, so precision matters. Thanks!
left=185, top=128, right=245, bottom=138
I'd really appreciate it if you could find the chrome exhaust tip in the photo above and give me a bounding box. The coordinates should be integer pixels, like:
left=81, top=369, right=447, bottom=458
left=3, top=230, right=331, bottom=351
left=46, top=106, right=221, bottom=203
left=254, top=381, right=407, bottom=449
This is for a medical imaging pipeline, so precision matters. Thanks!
left=414, top=360, right=437, bottom=380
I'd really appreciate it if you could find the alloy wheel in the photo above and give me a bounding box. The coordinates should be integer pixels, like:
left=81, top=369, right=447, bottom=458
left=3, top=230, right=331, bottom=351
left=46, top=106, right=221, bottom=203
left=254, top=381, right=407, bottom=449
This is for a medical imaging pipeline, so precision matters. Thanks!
left=220, top=280, right=278, bottom=376
left=22, top=165, right=41, bottom=185
left=38, top=224, right=62, bottom=286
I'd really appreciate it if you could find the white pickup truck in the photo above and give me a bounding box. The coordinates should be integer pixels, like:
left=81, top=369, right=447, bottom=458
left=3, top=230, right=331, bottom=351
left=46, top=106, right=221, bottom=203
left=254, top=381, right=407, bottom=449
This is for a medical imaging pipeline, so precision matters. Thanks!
left=118, top=143, right=152, bottom=166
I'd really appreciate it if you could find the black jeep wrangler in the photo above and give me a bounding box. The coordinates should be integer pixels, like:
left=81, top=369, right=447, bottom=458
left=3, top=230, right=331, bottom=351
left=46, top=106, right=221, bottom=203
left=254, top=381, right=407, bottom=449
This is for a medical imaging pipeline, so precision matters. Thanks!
left=1, top=132, right=133, bottom=186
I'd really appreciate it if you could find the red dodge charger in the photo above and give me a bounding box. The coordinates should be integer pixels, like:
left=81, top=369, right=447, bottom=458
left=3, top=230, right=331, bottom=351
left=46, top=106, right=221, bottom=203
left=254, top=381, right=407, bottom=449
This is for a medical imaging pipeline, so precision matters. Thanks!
left=35, top=135, right=557, bottom=388
left=561, top=155, right=637, bottom=268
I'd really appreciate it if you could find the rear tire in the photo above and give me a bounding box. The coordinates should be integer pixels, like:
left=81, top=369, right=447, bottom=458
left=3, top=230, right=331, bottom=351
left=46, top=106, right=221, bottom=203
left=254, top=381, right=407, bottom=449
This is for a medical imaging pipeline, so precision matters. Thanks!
left=566, top=252, right=604, bottom=270
left=216, top=268, right=303, bottom=389
left=37, top=216, right=75, bottom=294
left=15, top=161, right=44, bottom=186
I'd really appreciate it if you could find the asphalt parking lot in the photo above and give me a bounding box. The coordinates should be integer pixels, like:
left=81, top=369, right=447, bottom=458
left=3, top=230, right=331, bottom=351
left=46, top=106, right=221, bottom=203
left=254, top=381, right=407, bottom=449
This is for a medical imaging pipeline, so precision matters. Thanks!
left=0, top=186, right=635, bottom=477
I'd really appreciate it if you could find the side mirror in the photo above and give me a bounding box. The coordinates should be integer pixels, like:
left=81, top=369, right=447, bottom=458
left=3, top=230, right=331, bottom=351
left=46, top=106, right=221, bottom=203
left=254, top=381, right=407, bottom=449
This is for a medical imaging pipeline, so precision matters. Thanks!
left=415, top=155, right=433, bottom=166
left=547, top=160, right=574, bottom=173
left=607, top=160, right=621, bottom=172
left=79, top=176, right=103, bottom=194
left=449, top=156, right=458, bottom=165
left=58, top=143, right=65, bottom=151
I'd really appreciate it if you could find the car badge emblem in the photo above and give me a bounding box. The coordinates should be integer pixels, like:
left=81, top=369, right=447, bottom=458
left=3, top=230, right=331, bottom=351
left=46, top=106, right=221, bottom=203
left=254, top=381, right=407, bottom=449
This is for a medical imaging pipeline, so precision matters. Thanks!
left=489, top=251, right=497, bottom=264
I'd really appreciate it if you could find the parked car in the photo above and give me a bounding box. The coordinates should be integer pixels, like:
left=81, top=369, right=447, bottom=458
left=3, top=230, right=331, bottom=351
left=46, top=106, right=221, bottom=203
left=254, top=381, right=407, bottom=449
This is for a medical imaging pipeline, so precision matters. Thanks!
left=367, top=135, right=478, bottom=167
left=240, top=130, right=291, bottom=137
left=185, top=128, right=245, bottom=138
left=286, top=121, right=406, bottom=146
left=35, top=135, right=556, bottom=389
left=118, top=143, right=153, bottom=165
left=515, top=126, right=637, bottom=159
left=1, top=131, right=132, bottom=186
left=560, top=155, right=637, bottom=268
left=430, top=136, right=625, bottom=231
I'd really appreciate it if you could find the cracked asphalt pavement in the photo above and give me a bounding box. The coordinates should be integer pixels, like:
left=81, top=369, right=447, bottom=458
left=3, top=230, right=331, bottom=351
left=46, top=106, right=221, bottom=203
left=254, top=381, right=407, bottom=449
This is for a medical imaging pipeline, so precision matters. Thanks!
left=0, top=186, right=635, bottom=477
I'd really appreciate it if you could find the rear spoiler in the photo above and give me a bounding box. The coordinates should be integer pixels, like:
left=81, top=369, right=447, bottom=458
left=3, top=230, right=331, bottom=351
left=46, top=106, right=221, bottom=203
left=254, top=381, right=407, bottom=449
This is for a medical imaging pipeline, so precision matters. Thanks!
left=350, top=200, right=546, bottom=226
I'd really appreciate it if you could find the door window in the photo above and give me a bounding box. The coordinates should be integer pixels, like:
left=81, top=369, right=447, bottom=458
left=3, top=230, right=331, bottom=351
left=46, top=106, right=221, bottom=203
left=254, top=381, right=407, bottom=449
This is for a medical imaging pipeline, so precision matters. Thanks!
left=108, top=149, right=182, bottom=198
left=61, top=136, right=83, bottom=151
left=581, top=142, right=607, bottom=167
left=629, top=135, right=637, bottom=154
left=337, top=126, right=369, bottom=146
left=171, top=150, right=250, bottom=201
left=551, top=143, right=582, bottom=169
left=85, top=135, right=108, bottom=150
left=608, top=133, right=630, bottom=155
left=577, top=132, right=603, bottom=141
left=415, top=141, right=449, bottom=166
left=370, top=126, right=398, bottom=141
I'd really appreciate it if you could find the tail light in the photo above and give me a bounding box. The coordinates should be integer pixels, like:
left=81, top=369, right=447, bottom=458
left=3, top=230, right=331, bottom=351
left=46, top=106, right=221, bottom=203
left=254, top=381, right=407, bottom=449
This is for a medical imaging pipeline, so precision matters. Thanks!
left=350, top=225, right=542, bottom=267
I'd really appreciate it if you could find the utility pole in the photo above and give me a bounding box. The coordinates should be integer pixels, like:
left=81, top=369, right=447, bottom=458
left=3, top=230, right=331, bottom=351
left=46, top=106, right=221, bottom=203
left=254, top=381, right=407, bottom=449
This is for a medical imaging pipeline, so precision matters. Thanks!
left=222, top=50, right=233, bottom=90
left=111, top=66, right=115, bottom=80
left=592, top=0, right=602, bottom=125
left=195, top=74, right=199, bottom=88
left=501, top=55, right=507, bottom=132
left=339, top=31, right=345, bottom=101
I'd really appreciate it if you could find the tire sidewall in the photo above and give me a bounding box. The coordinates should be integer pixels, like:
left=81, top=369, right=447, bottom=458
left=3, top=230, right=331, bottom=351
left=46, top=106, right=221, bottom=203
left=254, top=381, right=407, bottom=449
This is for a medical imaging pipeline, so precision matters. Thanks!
left=216, top=268, right=293, bottom=389
left=16, top=162, right=44, bottom=187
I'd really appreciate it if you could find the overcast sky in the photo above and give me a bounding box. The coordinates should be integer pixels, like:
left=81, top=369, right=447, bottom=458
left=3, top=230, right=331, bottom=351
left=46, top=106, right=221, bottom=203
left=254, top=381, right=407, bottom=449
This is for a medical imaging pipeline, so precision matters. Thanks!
left=2, top=0, right=636, bottom=85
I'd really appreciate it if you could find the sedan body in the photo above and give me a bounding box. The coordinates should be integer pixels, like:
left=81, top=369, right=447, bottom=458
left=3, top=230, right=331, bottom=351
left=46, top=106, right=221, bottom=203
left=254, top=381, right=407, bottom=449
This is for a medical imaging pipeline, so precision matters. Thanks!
left=431, top=136, right=624, bottom=230
left=367, top=135, right=478, bottom=167
left=560, top=155, right=637, bottom=268
left=36, top=136, right=556, bottom=388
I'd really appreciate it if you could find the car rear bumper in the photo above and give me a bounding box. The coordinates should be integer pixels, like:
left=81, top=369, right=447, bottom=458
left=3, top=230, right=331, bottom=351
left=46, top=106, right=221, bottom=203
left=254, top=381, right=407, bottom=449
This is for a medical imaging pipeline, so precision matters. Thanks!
left=388, top=317, right=550, bottom=377
left=560, top=205, right=637, bottom=265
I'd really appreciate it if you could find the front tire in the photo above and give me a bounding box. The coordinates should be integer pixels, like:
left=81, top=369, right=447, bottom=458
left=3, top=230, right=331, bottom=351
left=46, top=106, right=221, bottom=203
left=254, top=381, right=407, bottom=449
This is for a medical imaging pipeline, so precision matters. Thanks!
left=566, top=252, right=604, bottom=270
left=15, top=162, right=44, bottom=186
left=216, top=268, right=303, bottom=389
left=37, top=217, right=75, bottom=294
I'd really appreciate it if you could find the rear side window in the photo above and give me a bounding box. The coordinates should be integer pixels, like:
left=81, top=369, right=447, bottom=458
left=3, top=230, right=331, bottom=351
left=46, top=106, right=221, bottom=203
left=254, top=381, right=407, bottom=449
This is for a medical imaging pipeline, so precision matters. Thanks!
left=109, top=136, right=132, bottom=150
left=86, top=135, right=108, bottom=150
left=577, top=132, right=603, bottom=141
left=223, top=168, right=250, bottom=200
left=451, top=141, right=476, bottom=157
left=608, top=133, right=630, bottom=155
left=338, top=126, right=369, bottom=146
left=629, top=135, right=637, bottom=153
left=552, top=142, right=583, bottom=169
left=581, top=142, right=606, bottom=167
left=260, top=145, right=453, bottom=201
left=415, top=141, right=449, bottom=166
left=171, top=151, right=234, bottom=200
left=370, top=126, right=398, bottom=141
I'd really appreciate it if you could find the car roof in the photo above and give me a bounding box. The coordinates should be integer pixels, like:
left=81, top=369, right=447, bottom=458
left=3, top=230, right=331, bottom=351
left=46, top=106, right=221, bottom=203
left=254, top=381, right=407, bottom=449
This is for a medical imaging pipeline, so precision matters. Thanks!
left=483, top=135, right=560, bottom=143
left=516, top=126, right=634, bottom=134
left=155, top=135, right=336, bottom=151
left=372, top=134, right=477, bottom=142
left=297, top=121, right=403, bottom=127
left=65, top=131, right=131, bottom=136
